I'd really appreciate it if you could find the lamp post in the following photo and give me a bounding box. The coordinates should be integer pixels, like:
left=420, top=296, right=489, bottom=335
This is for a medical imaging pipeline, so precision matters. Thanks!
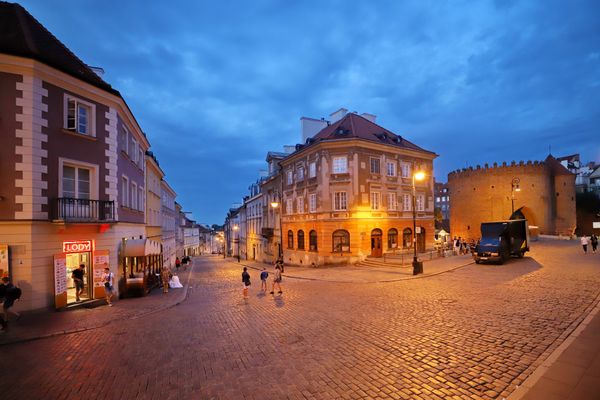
left=270, top=194, right=283, bottom=260
left=233, top=224, right=240, bottom=262
left=412, top=171, right=426, bottom=275
left=511, top=177, right=521, bottom=215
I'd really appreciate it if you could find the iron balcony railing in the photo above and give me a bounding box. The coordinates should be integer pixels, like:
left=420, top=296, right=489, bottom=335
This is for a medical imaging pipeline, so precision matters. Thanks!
left=54, top=198, right=115, bottom=222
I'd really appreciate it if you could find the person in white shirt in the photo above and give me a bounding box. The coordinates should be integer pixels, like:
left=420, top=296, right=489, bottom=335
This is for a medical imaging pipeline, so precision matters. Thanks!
left=102, top=267, right=114, bottom=306
left=581, top=236, right=589, bottom=254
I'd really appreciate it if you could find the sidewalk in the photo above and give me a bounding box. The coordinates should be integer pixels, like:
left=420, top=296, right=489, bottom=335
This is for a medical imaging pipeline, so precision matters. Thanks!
left=0, top=261, right=195, bottom=346
left=239, top=253, right=475, bottom=283
left=509, top=293, right=600, bottom=400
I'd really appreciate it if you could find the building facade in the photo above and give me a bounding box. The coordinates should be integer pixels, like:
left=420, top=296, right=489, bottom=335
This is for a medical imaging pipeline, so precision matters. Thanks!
left=145, top=152, right=164, bottom=243
left=161, top=181, right=177, bottom=268
left=279, top=109, right=437, bottom=266
left=448, top=155, right=577, bottom=240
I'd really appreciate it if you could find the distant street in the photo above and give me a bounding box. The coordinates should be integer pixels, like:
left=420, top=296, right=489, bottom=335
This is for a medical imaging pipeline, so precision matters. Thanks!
left=2, top=241, right=600, bottom=400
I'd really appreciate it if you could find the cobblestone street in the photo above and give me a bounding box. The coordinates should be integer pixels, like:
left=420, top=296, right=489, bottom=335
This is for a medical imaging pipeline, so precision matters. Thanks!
left=2, top=240, right=599, bottom=400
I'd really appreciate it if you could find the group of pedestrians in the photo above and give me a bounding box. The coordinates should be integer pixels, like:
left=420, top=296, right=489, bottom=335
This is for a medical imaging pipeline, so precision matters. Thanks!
left=580, top=234, right=599, bottom=254
left=452, top=236, right=474, bottom=255
left=241, top=258, right=284, bottom=299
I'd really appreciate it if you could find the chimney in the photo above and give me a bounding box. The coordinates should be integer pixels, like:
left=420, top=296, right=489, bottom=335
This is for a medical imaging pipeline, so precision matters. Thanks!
left=300, top=117, right=328, bottom=143
left=361, top=113, right=376, bottom=123
left=329, top=107, right=348, bottom=123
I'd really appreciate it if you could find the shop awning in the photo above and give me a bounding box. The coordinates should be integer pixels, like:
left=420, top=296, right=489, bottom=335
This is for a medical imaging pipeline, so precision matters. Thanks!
left=122, top=239, right=162, bottom=257
left=436, top=229, right=449, bottom=236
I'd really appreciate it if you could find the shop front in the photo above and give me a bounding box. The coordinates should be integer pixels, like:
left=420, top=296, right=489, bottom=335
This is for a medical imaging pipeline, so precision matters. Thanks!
left=54, top=240, right=110, bottom=309
left=121, top=238, right=163, bottom=297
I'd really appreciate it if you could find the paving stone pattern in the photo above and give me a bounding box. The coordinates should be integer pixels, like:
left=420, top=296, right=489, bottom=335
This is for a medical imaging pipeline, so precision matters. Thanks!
left=1, top=241, right=599, bottom=400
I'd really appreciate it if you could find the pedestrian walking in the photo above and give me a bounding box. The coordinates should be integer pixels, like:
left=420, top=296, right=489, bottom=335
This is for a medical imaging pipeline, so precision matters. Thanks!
left=276, top=257, right=284, bottom=273
left=591, top=234, right=598, bottom=253
left=453, top=237, right=460, bottom=255
left=161, top=266, right=170, bottom=293
left=242, top=267, right=251, bottom=299
left=72, top=264, right=85, bottom=302
left=1, top=276, right=21, bottom=324
left=270, top=265, right=283, bottom=295
left=581, top=235, right=589, bottom=254
left=175, top=257, right=181, bottom=271
left=260, top=267, right=269, bottom=292
left=102, top=268, right=114, bottom=307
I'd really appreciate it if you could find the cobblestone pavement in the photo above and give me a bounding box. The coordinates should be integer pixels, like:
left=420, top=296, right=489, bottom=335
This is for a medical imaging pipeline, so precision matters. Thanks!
left=1, top=240, right=599, bottom=400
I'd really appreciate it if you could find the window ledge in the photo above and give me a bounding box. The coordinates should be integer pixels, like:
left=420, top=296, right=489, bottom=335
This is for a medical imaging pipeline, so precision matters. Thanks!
left=62, top=129, right=97, bottom=141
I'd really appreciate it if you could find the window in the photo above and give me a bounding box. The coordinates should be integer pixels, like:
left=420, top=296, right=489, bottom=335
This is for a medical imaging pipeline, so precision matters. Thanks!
left=297, top=166, right=304, bottom=181
left=131, top=182, right=138, bottom=210
left=286, top=199, right=293, bottom=214
left=287, top=230, right=294, bottom=249
left=309, top=193, right=317, bottom=213
left=309, top=162, right=317, bottom=178
left=309, top=230, right=318, bottom=251
left=65, top=95, right=95, bottom=136
left=122, top=176, right=129, bottom=207
left=62, top=165, right=90, bottom=199
left=436, top=196, right=441, bottom=203
left=139, top=148, right=144, bottom=169
left=334, top=191, right=347, bottom=211
left=387, top=193, right=397, bottom=211
left=332, top=230, right=350, bottom=252
left=122, top=128, right=129, bottom=154
left=370, top=157, right=381, bottom=174
left=416, top=194, right=425, bottom=212
left=297, top=197, right=304, bottom=214
left=131, top=139, right=138, bottom=162
left=401, top=162, right=411, bottom=178
left=386, top=161, right=397, bottom=177
left=332, top=156, right=347, bottom=174
left=402, top=228, right=412, bottom=248
left=287, top=170, right=293, bottom=185
left=139, top=187, right=145, bottom=212
left=297, top=230, right=305, bottom=250
left=388, top=228, right=398, bottom=249
left=403, top=194, right=411, bottom=211
left=370, top=192, right=380, bottom=210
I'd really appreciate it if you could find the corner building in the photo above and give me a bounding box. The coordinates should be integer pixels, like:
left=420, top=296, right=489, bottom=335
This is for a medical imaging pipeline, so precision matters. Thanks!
left=280, top=110, right=437, bottom=265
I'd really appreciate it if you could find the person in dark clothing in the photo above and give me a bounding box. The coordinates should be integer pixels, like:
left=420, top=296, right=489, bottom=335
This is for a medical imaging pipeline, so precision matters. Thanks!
left=0, top=279, right=7, bottom=332
left=242, top=267, right=251, bottom=299
left=72, top=264, right=85, bottom=302
left=591, top=234, right=598, bottom=253
left=1, top=276, right=20, bottom=326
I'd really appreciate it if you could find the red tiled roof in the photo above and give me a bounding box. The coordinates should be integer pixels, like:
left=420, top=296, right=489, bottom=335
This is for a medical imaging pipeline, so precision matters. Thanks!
left=309, top=112, right=435, bottom=154
left=0, top=1, right=119, bottom=96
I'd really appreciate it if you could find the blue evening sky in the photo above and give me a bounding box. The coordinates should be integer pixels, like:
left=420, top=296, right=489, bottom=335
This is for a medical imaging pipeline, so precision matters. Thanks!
left=19, top=0, right=600, bottom=224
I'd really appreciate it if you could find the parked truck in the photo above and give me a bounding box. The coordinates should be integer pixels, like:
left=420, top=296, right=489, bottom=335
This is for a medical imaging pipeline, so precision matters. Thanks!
left=473, top=219, right=529, bottom=264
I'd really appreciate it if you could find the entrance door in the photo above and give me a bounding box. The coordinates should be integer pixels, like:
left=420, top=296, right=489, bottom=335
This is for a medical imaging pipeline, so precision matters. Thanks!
left=371, top=229, right=383, bottom=257
left=66, top=252, right=91, bottom=303
left=417, top=227, right=426, bottom=253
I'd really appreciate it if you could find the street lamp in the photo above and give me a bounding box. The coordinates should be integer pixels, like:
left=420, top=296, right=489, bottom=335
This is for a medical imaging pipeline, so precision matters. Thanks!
left=233, top=224, right=240, bottom=262
left=412, top=170, right=426, bottom=275
left=511, top=177, right=521, bottom=214
left=270, top=194, right=283, bottom=260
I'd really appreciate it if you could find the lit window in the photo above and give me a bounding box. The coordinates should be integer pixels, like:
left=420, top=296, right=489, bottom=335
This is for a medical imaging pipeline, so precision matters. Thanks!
left=309, top=193, right=317, bottom=213
left=370, top=192, right=380, bottom=210
left=386, top=161, right=396, bottom=177
left=370, top=158, right=381, bottom=174
left=387, top=193, right=397, bottom=211
left=309, top=162, right=317, bottom=178
left=332, top=156, right=347, bottom=174
left=334, top=191, right=347, bottom=211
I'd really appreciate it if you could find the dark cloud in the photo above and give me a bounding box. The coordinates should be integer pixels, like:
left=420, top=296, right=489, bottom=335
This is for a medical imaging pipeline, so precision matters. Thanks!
left=20, top=0, right=600, bottom=223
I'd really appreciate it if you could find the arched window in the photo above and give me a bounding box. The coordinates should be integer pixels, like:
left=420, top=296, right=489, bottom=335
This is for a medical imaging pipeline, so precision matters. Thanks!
left=332, top=229, right=350, bottom=253
left=402, top=228, right=412, bottom=248
left=309, top=230, right=318, bottom=251
left=297, top=230, right=305, bottom=250
left=388, top=228, right=398, bottom=249
left=287, top=230, right=294, bottom=249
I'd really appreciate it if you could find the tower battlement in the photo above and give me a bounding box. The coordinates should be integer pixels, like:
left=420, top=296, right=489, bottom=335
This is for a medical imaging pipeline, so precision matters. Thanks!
left=448, top=160, right=545, bottom=180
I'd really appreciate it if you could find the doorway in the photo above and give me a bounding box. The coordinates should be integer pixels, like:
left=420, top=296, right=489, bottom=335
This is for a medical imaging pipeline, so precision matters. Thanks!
left=66, top=252, right=91, bottom=304
left=417, top=227, right=426, bottom=253
left=371, top=229, right=383, bottom=257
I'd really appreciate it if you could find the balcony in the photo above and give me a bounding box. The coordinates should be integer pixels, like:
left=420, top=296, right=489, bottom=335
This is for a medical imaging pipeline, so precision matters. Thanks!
left=53, top=198, right=116, bottom=223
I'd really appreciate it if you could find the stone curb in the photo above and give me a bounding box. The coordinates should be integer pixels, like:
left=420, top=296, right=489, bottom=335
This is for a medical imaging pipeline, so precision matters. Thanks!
left=237, top=258, right=475, bottom=284
left=0, top=262, right=195, bottom=347
left=506, top=290, right=600, bottom=400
